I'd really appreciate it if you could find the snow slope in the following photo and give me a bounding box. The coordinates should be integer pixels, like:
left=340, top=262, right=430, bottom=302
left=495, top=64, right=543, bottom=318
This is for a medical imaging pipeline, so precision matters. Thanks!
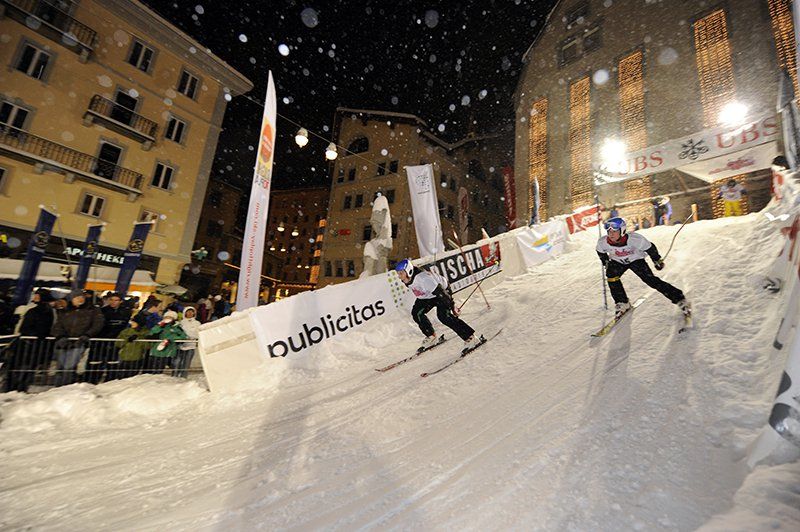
left=2, top=214, right=799, bottom=531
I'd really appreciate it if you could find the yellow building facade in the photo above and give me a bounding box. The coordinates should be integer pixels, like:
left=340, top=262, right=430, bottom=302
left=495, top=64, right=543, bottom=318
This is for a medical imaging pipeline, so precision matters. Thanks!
left=0, top=0, right=252, bottom=290
left=317, top=108, right=506, bottom=288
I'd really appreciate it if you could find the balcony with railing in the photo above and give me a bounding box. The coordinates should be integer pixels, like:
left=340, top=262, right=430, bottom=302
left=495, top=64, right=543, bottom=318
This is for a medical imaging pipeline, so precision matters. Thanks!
left=0, top=124, right=144, bottom=198
left=83, top=95, right=158, bottom=149
left=0, top=0, right=97, bottom=61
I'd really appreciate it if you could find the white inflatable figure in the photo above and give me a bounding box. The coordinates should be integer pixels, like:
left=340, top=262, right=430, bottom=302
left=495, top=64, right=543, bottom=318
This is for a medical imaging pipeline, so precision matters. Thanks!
left=361, top=194, right=393, bottom=278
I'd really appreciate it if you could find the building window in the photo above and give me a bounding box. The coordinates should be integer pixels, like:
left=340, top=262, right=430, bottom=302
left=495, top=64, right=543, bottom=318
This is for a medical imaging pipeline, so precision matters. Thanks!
left=139, top=208, right=161, bottom=231
left=438, top=200, right=444, bottom=212
left=335, top=261, right=344, bottom=277
left=165, top=116, right=186, bottom=143
left=391, top=223, right=398, bottom=238
left=15, top=43, right=50, bottom=80
left=619, top=50, right=652, bottom=220
left=446, top=205, right=454, bottom=219
left=93, top=141, right=123, bottom=180
left=768, top=0, right=798, bottom=93
left=79, top=193, right=105, bottom=217
left=389, top=160, right=398, bottom=174
left=363, top=225, right=372, bottom=241
left=266, top=263, right=273, bottom=276
left=127, top=39, right=154, bottom=73
left=206, top=220, right=222, bottom=237
left=377, top=162, right=386, bottom=176
left=0, top=167, right=6, bottom=192
left=0, top=101, right=29, bottom=133
left=151, top=163, right=174, bottom=190
left=529, top=98, right=548, bottom=222
left=582, top=25, right=602, bottom=53
left=468, top=160, right=486, bottom=181
left=324, top=261, right=332, bottom=277
left=385, top=189, right=395, bottom=204
left=209, top=190, right=222, bottom=208
left=347, top=261, right=355, bottom=277
left=177, top=69, right=199, bottom=99
left=565, top=1, right=589, bottom=28
left=348, top=168, right=356, bottom=181
left=559, top=37, right=579, bottom=67
left=355, top=194, right=363, bottom=208
left=337, top=169, right=345, bottom=183
left=343, top=195, right=352, bottom=209
left=693, top=9, right=736, bottom=127
left=449, top=178, right=457, bottom=191
left=347, top=136, right=369, bottom=153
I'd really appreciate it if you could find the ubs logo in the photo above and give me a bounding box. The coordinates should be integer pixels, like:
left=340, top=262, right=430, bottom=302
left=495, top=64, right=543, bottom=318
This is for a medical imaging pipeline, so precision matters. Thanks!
left=127, top=239, right=144, bottom=253
left=34, top=231, right=49, bottom=248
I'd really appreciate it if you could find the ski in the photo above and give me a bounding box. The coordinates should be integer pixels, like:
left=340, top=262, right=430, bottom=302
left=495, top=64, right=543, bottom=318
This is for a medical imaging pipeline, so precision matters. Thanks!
left=375, top=335, right=447, bottom=372
left=420, top=330, right=502, bottom=378
left=591, top=296, right=647, bottom=337
left=678, top=313, right=693, bottom=334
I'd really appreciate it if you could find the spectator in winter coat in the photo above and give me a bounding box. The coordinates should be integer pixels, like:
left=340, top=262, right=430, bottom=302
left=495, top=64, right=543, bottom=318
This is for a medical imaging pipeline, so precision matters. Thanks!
left=146, top=310, right=187, bottom=373
left=0, top=291, right=15, bottom=335
left=135, top=299, right=162, bottom=330
left=85, top=292, right=132, bottom=384
left=116, top=320, right=150, bottom=379
left=212, top=295, right=226, bottom=320
left=51, top=290, right=104, bottom=386
left=3, top=289, right=55, bottom=392
left=173, top=306, right=200, bottom=378
left=718, top=179, right=747, bottom=216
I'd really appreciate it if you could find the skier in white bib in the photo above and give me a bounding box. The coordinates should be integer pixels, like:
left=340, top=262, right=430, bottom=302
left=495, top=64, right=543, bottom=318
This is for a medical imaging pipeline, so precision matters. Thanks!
left=596, top=217, right=691, bottom=319
left=395, top=259, right=482, bottom=353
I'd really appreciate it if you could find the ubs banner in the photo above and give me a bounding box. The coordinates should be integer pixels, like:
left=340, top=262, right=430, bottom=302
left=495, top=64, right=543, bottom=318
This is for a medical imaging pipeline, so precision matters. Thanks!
left=250, top=271, right=412, bottom=359
left=419, top=242, right=502, bottom=293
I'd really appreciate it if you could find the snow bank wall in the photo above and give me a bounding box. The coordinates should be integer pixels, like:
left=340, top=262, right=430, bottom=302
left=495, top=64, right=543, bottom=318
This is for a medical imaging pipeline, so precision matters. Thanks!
left=198, top=219, right=572, bottom=393
left=749, top=171, right=800, bottom=465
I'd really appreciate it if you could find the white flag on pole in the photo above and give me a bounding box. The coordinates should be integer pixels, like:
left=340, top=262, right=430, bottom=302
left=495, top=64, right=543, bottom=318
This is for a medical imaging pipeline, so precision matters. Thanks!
left=237, top=71, right=276, bottom=311
left=406, top=164, right=444, bottom=258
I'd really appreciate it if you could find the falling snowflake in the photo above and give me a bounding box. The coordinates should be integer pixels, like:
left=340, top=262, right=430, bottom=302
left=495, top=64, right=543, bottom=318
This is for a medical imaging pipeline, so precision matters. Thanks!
left=278, top=44, right=290, bottom=56
left=301, top=7, right=319, bottom=28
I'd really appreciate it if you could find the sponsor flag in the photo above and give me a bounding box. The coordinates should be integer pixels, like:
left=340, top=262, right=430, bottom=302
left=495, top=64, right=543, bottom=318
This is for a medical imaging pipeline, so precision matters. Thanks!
left=565, top=204, right=601, bottom=234
left=419, top=242, right=502, bottom=293
left=237, top=71, right=277, bottom=311
left=74, top=223, right=104, bottom=291
left=778, top=70, right=800, bottom=171
left=501, top=166, right=517, bottom=229
left=13, top=206, right=57, bottom=306
left=406, top=164, right=444, bottom=258
left=115, top=221, right=154, bottom=294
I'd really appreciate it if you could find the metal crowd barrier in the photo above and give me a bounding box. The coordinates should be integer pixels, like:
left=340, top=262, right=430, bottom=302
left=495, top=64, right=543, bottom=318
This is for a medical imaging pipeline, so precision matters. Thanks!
left=0, top=335, right=200, bottom=393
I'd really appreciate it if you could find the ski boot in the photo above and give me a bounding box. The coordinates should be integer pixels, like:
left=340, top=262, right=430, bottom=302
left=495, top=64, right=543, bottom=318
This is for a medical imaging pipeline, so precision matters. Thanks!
left=677, top=298, right=692, bottom=317
left=461, top=334, right=485, bottom=355
left=614, top=301, right=631, bottom=319
left=418, top=334, right=439, bottom=352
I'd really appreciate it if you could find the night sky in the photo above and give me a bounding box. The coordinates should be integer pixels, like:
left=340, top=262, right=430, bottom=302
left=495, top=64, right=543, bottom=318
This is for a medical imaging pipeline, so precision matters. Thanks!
left=140, top=1, right=558, bottom=190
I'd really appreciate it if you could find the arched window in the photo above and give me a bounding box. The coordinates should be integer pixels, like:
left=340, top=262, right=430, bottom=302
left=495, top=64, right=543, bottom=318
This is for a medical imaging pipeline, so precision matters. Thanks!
left=347, top=136, right=369, bottom=154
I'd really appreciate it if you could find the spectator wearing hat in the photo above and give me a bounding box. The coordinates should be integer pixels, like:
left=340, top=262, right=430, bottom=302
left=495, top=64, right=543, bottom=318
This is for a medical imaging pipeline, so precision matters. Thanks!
left=145, top=310, right=187, bottom=373
left=3, top=289, right=55, bottom=392
left=85, top=292, right=131, bottom=384
left=51, top=289, right=104, bottom=386
left=135, top=298, right=162, bottom=329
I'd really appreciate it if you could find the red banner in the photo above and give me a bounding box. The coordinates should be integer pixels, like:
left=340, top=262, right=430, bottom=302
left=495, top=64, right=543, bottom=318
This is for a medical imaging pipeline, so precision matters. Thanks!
left=501, top=166, right=517, bottom=229
left=565, top=204, right=601, bottom=234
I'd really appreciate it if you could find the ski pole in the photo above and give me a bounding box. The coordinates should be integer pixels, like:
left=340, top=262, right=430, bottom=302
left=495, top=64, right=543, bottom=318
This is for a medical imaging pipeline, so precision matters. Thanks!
left=456, top=282, right=482, bottom=313
left=451, top=230, right=491, bottom=310
left=662, top=212, right=694, bottom=262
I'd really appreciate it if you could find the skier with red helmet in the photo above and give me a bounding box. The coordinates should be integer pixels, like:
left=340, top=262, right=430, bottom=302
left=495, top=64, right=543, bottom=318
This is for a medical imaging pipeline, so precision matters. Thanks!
left=596, top=217, right=691, bottom=319
left=395, top=258, right=482, bottom=354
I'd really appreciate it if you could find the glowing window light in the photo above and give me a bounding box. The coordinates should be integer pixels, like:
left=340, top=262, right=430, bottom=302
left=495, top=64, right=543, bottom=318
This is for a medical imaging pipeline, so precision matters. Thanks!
left=767, top=0, right=798, bottom=94
left=528, top=98, right=548, bottom=222
left=693, top=9, right=736, bottom=127
left=569, top=76, right=593, bottom=210
left=618, top=49, right=652, bottom=222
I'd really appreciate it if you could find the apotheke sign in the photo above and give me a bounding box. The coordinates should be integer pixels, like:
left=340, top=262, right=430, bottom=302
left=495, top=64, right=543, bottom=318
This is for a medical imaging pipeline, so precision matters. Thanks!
left=64, top=246, right=124, bottom=265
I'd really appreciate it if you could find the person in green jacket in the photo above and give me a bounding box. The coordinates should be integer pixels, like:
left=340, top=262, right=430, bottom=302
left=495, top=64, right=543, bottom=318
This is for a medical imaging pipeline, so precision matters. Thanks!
left=146, top=310, right=187, bottom=374
left=116, top=319, right=150, bottom=380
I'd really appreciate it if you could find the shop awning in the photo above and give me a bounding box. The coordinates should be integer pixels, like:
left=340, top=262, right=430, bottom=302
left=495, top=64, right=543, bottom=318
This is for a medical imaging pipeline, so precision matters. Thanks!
left=0, top=258, right=157, bottom=292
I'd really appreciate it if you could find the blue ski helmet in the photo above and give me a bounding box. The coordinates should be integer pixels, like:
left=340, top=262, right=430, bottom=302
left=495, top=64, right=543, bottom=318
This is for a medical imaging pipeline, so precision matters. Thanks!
left=604, top=217, right=627, bottom=235
left=395, top=258, right=414, bottom=277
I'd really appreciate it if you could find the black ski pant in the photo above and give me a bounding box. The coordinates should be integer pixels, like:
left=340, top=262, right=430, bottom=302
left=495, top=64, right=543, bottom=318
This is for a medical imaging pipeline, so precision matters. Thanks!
left=606, top=259, right=684, bottom=305
left=412, top=297, right=474, bottom=341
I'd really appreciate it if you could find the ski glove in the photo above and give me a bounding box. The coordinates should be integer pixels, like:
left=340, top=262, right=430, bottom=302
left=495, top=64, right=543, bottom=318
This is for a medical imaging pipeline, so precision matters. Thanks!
left=653, top=259, right=665, bottom=270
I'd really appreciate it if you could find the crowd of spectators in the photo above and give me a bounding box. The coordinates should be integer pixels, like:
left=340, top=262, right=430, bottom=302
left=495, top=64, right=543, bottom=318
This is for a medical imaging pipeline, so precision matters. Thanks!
left=0, top=288, right=233, bottom=393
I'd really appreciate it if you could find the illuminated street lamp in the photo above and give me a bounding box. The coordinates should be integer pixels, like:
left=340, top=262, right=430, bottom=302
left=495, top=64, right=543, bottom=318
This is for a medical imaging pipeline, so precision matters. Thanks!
left=295, top=127, right=309, bottom=147
left=719, top=101, right=748, bottom=126
left=325, top=142, right=338, bottom=160
left=600, top=138, right=627, bottom=172
left=277, top=221, right=285, bottom=232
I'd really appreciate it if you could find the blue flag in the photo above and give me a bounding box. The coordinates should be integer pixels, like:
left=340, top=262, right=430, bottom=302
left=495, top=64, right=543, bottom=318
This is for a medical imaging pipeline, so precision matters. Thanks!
left=74, top=223, right=104, bottom=291
left=115, top=221, right=154, bottom=295
left=14, top=207, right=58, bottom=306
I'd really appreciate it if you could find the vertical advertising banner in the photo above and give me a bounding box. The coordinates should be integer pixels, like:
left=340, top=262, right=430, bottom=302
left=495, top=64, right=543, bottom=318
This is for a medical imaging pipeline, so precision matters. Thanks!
left=778, top=70, right=800, bottom=171
left=74, top=223, right=104, bottom=291
left=457, top=186, right=469, bottom=244
left=237, top=71, right=277, bottom=311
left=115, top=221, right=154, bottom=294
left=13, top=207, right=57, bottom=306
left=406, top=164, right=444, bottom=258
left=501, top=166, right=517, bottom=229
left=565, top=204, right=601, bottom=234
